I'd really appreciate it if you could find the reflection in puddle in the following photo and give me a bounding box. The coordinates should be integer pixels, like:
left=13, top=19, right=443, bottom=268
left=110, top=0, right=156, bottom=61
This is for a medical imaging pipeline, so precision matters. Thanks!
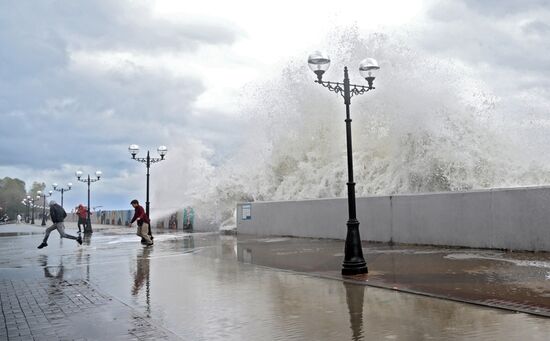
left=344, top=282, right=365, bottom=341
left=132, top=246, right=151, bottom=316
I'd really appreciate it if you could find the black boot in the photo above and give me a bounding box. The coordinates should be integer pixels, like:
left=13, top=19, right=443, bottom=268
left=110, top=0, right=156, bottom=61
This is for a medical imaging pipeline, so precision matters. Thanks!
left=37, top=242, right=47, bottom=249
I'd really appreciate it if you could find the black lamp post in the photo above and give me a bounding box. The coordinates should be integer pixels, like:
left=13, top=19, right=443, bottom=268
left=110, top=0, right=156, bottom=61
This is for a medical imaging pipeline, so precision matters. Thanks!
left=37, top=190, right=53, bottom=226
left=22, top=199, right=30, bottom=223
left=128, top=144, right=168, bottom=236
left=308, top=51, right=380, bottom=276
left=52, top=182, right=72, bottom=208
left=27, top=195, right=36, bottom=225
left=75, top=170, right=102, bottom=234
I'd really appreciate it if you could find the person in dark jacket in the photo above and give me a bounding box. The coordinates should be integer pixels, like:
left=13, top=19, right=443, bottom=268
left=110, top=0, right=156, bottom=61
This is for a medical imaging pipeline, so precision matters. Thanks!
left=37, top=201, right=82, bottom=249
left=128, top=199, right=152, bottom=246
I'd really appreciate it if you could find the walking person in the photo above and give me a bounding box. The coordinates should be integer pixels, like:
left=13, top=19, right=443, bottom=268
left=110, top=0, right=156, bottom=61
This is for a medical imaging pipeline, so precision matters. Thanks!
left=128, top=199, right=153, bottom=246
left=76, top=204, right=87, bottom=233
left=37, top=201, right=82, bottom=249
left=16, top=214, right=22, bottom=224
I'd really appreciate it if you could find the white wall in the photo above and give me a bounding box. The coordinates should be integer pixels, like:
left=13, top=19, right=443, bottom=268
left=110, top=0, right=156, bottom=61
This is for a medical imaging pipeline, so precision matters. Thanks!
left=236, top=186, right=550, bottom=251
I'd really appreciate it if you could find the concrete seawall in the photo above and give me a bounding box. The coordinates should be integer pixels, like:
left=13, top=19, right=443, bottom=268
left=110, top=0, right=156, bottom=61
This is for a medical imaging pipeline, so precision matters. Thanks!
left=236, top=186, right=550, bottom=251
left=65, top=207, right=217, bottom=231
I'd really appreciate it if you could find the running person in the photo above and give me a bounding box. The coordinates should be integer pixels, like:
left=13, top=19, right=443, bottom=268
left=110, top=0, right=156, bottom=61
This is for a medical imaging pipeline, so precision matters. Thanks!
left=37, top=201, right=82, bottom=249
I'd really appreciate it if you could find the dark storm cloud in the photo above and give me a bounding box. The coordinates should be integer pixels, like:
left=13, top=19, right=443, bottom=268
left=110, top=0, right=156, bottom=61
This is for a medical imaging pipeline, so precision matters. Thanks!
left=422, top=0, right=550, bottom=81
left=0, top=0, right=242, bottom=173
left=522, top=20, right=550, bottom=35
left=0, top=0, right=238, bottom=60
left=0, top=71, right=204, bottom=169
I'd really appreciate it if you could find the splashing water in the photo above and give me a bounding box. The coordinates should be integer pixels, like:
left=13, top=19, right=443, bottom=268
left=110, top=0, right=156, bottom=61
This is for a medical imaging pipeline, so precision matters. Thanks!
left=154, top=27, right=550, bottom=227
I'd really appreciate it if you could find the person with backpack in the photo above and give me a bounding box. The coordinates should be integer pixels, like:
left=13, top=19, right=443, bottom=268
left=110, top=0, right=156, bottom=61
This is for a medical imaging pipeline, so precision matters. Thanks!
left=37, top=201, right=82, bottom=249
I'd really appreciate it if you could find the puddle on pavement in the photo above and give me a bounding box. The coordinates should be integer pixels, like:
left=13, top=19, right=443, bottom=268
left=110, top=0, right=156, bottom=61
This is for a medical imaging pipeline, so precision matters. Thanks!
left=1, top=225, right=549, bottom=340
left=231, top=235, right=550, bottom=316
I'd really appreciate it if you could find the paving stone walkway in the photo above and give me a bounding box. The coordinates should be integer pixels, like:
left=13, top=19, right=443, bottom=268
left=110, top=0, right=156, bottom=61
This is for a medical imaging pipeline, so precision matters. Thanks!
left=0, top=277, right=181, bottom=341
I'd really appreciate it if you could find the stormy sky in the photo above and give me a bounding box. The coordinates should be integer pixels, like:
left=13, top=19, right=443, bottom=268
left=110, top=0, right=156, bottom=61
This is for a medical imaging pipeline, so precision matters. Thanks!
left=1, top=0, right=550, bottom=210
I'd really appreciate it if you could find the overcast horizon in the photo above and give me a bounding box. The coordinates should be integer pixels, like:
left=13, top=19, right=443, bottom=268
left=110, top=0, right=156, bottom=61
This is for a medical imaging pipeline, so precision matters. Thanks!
left=2, top=0, right=550, bottom=211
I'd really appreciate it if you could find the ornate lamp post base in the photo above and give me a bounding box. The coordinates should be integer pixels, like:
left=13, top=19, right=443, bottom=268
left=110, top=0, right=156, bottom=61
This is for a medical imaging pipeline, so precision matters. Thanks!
left=342, top=220, right=368, bottom=275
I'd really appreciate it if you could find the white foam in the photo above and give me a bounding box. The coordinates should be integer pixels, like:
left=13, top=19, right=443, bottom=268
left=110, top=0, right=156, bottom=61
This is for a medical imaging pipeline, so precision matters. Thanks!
left=445, top=253, right=550, bottom=269
left=152, top=27, right=550, bottom=228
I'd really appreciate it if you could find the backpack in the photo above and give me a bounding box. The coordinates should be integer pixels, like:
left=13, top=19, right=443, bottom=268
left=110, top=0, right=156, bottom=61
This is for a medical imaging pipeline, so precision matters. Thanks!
left=51, top=204, right=67, bottom=222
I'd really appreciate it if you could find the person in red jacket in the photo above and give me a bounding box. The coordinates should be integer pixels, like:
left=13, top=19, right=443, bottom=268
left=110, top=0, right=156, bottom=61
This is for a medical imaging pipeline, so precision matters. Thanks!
left=128, top=199, right=152, bottom=245
left=76, top=204, right=87, bottom=233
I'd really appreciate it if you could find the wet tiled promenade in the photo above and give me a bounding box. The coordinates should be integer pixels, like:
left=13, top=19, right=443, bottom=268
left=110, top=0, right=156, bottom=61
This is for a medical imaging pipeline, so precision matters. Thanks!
left=0, top=223, right=549, bottom=340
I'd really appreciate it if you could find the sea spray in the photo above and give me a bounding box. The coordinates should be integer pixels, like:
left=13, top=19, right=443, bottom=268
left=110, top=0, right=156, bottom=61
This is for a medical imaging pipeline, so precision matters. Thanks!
left=152, top=27, right=550, bottom=228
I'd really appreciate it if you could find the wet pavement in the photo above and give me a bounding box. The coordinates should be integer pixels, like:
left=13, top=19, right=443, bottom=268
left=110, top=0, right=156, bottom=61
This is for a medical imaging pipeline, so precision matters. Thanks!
left=0, top=223, right=549, bottom=340
left=235, top=237, right=550, bottom=317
